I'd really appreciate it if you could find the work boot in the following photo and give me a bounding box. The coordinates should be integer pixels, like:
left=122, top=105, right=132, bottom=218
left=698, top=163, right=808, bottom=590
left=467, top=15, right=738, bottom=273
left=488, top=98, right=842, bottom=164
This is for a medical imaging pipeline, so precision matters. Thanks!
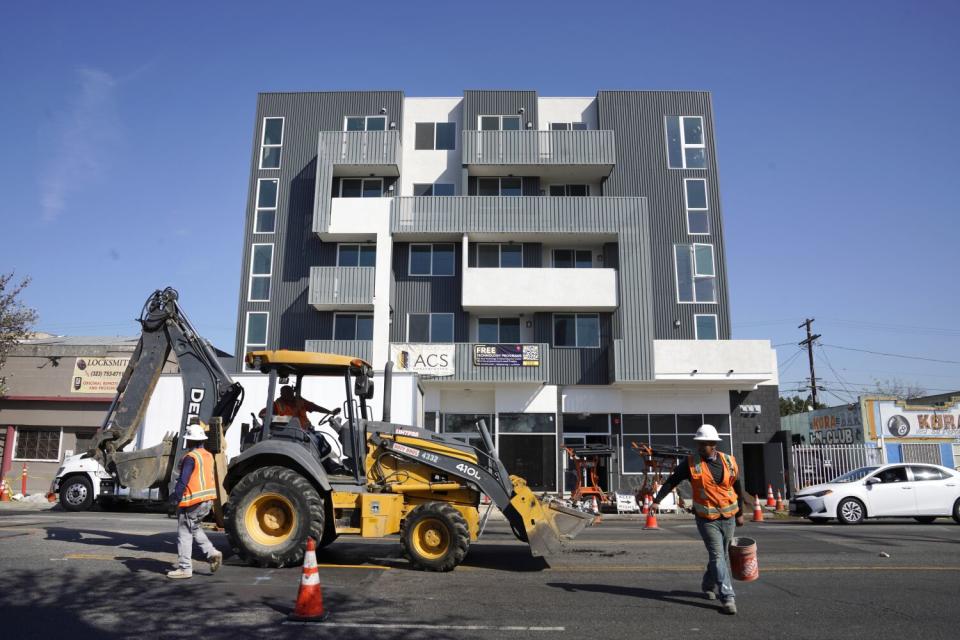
left=721, top=599, right=737, bottom=615
left=166, top=568, right=193, bottom=580
left=209, top=552, right=223, bottom=573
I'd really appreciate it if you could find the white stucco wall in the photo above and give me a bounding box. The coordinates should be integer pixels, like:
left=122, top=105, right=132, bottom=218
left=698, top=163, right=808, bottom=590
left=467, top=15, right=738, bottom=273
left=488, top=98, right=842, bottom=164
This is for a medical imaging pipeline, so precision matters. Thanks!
left=537, top=97, right=598, bottom=130
left=400, top=98, right=463, bottom=196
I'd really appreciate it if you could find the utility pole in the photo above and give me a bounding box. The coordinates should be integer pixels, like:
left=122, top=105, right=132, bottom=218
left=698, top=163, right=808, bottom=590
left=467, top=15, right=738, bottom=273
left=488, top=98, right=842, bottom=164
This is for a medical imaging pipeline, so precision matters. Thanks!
left=798, top=318, right=822, bottom=407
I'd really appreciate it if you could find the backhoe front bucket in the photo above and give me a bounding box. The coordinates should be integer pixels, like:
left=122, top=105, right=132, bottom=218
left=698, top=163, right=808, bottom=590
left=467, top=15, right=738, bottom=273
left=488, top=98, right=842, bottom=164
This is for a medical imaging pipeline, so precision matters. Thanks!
left=506, top=476, right=594, bottom=557
left=112, top=434, right=176, bottom=492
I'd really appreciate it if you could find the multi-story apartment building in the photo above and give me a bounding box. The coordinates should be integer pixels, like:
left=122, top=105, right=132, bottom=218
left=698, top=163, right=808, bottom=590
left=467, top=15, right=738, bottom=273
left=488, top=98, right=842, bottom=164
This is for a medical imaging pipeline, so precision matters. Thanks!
left=233, top=90, right=781, bottom=496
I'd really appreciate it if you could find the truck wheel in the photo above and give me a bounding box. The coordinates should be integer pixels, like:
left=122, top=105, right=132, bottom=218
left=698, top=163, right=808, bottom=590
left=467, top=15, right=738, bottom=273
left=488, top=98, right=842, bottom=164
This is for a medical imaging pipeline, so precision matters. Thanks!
left=224, top=465, right=325, bottom=568
left=401, top=502, right=470, bottom=572
left=59, top=476, right=94, bottom=512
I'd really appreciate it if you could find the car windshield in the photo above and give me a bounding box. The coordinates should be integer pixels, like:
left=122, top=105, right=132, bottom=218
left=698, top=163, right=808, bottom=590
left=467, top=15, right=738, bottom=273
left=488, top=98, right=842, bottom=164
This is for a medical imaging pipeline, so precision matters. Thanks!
left=831, top=466, right=879, bottom=483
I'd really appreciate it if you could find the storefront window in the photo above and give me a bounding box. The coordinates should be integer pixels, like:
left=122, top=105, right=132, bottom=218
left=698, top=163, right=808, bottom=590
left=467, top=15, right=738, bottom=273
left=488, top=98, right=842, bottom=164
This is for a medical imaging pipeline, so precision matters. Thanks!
left=620, top=413, right=731, bottom=474
left=440, top=414, right=493, bottom=451
left=499, top=413, right=555, bottom=433
left=562, top=413, right=610, bottom=434
left=14, top=428, right=61, bottom=461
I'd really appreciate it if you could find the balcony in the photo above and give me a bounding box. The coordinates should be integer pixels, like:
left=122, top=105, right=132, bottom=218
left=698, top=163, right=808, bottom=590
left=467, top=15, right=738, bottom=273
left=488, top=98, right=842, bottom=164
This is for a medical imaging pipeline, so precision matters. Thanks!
left=308, top=266, right=375, bottom=310
left=325, top=197, right=392, bottom=240
left=395, top=342, right=550, bottom=384
left=462, top=267, right=617, bottom=313
left=611, top=339, right=777, bottom=386
left=319, top=130, right=401, bottom=177
left=304, top=339, right=373, bottom=363
left=462, top=129, right=615, bottom=181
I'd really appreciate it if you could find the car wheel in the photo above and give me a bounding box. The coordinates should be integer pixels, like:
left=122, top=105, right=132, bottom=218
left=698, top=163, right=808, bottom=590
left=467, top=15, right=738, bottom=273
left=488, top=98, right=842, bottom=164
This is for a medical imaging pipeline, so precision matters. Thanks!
left=837, top=498, right=866, bottom=525
left=952, top=499, right=960, bottom=525
left=913, top=516, right=937, bottom=524
left=59, top=475, right=94, bottom=511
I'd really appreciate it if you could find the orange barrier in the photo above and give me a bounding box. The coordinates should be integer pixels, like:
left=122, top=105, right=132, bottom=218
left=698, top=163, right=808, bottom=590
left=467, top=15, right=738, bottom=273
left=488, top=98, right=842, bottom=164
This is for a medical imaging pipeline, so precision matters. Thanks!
left=289, top=538, right=329, bottom=622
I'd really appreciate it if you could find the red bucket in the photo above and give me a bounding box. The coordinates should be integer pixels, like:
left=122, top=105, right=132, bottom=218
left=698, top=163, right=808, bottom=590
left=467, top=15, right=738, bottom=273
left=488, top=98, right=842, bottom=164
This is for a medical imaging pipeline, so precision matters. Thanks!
left=729, top=537, right=759, bottom=582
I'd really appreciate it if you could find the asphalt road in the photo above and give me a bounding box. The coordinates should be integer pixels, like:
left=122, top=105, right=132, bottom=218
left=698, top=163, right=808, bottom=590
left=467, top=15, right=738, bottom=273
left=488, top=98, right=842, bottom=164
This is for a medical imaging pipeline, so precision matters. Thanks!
left=2, top=506, right=959, bottom=640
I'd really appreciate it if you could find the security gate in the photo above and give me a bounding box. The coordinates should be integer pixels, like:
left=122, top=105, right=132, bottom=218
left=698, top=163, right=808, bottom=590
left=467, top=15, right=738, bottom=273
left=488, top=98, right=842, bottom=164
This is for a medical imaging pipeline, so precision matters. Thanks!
left=899, top=443, right=941, bottom=465
left=791, top=444, right=883, bottom=489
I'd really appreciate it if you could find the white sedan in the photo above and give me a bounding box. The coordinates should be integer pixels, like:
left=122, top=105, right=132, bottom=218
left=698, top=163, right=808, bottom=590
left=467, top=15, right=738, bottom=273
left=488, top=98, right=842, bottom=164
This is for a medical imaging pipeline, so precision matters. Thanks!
left=790, top=463, right=960, bottom=525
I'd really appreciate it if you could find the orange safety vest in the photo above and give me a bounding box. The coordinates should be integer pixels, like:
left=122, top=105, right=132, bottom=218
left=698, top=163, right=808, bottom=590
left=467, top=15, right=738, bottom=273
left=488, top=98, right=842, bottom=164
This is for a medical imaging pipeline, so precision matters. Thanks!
left=178, top=448, right=217, bottom=508
left=688, top=453, right=740, bottom=520
left=273, top=399, right=310, bottom=428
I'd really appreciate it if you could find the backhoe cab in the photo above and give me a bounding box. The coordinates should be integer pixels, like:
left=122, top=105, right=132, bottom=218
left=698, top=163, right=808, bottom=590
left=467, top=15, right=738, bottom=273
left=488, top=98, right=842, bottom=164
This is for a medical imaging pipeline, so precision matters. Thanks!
left=224, top=350, right=592, bottom=571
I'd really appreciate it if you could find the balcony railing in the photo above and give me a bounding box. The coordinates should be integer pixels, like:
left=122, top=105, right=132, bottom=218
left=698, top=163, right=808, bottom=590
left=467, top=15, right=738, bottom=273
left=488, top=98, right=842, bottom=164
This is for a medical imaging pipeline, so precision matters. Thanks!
left=462, top=129, right=615, bottom=180
left=318, top=130, right=401, bottom=176
left=304, top=339, right=373, bottom=363
left=308, top=266, right=375, bottom=310
left=462, top=267, right=617, bottom=312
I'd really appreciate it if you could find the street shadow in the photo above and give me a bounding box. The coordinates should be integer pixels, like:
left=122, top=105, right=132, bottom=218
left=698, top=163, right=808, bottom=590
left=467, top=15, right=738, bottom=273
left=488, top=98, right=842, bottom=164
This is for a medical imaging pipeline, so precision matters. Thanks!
left=547, top=582, right=721, bottom=611
left=44, top=525, right=187, bottom=555
left=118, top=556, right=175, bottom=575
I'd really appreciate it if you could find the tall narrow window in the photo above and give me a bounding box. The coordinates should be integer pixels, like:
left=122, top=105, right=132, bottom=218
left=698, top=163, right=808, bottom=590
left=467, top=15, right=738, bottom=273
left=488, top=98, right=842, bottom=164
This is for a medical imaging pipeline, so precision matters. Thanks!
left=674, top=244, right=716, bottom=303
left=415, top=122, right=456, bottom=150
left=695, top=314, right=719, bottom=340
left=243, top=311, right=269, bottom=370
left=259, top=117, right=284, bottom=169
left=684, top=179, right=709, bottom=234
left=255, top=179, right=278, bottom=233
left=665, top=116, right=706, bottom=169
left=248, top=244, right=273, bottom=301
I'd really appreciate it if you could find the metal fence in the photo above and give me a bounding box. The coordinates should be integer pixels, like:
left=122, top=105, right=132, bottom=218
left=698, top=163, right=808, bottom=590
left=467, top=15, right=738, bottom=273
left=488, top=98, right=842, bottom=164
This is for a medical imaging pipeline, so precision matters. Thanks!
left=792, top=444, right=884, bottom=489
left=899, top=443, right=942, bottom=465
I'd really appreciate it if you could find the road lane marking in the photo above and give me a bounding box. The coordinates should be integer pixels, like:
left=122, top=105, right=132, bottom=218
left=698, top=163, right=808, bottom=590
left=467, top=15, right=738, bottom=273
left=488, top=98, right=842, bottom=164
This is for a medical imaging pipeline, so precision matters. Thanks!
left=316, top=563, right=390, bottom=570
left=283, top=621, right=564, bottom=632
left=538, top=564, right=960, bottom=573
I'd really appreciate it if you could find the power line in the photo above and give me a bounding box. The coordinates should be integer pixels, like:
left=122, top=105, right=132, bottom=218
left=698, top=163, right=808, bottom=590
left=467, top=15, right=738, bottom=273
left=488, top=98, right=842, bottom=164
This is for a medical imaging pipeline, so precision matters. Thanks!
left=817, top=345, right=857, bottom=400
left=818, top=317, right=960, bottom=337
left=822, top=344, right=960, bottom=365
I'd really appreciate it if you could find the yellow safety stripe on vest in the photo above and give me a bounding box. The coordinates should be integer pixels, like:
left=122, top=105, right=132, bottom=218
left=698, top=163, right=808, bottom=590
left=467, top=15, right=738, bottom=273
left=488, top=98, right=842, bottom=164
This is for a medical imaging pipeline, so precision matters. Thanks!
left=191, top=451, right=208, bottom=492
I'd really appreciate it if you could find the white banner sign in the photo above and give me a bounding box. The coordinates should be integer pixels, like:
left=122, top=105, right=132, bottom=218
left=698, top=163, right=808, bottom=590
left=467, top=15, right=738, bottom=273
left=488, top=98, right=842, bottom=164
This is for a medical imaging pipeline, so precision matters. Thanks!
left=71, top=356, right=130, bottom=394
left=390, top=343, right=455, bottom=377
left=877, top=398, right=960, bottom=439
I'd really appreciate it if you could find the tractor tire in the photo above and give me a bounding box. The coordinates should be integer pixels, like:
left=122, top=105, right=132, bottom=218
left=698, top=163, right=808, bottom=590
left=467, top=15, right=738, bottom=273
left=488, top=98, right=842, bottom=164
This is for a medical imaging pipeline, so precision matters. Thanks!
left=224, top=465, right=326, bottom=568
left=59, top=475, right=94, bottom=512
left=401, top=502, right=470, bottom=572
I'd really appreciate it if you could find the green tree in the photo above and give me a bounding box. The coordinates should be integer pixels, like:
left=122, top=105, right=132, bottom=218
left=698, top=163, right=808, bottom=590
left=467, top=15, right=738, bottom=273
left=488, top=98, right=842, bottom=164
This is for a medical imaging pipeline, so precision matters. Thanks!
left=779, top=394, right=826, bottom=417
left=0, top=273, right=39, bottom=395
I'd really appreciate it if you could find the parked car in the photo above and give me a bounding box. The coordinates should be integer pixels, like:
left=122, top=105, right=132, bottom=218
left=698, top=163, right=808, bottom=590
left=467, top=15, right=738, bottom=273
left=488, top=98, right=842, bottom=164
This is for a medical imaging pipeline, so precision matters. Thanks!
left=790, top=463, right=960, bottom=525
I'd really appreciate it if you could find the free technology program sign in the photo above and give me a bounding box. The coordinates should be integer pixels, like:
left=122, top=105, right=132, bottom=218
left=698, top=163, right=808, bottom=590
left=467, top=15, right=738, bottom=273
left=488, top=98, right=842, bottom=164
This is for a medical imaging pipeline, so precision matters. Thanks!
left=473, top=344, right=541, bottom=367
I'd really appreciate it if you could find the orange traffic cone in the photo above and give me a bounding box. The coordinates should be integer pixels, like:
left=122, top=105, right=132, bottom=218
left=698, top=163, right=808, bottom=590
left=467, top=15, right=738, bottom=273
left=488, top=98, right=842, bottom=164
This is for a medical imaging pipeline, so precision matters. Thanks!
left=776, top=490, right=786, bottom=512
left=0, top=482, right=9, bottom=502
left=752, top=496, right=764, bottom=522
left=289, top=538, right=329, bottom=622
left=644, top=505, right=660, bottom=530
left=641, top=494, right=650, bottom=515
left=766, top=484, right=776, bottom=507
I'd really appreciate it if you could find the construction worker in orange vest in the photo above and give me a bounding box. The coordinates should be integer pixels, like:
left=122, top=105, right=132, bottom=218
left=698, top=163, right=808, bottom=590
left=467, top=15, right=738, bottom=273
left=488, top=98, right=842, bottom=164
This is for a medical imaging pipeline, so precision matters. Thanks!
left=652, top=424, right=749, bottom=615
left=259, top=385, right=332, bottom=428
left=167, top=422, right=223, bottom=579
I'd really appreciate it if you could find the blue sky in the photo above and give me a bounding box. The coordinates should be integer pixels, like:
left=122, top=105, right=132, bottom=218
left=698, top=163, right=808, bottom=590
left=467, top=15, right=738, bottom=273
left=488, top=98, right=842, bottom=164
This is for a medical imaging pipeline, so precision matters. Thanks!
left=2, top=1, right=959, bottom=401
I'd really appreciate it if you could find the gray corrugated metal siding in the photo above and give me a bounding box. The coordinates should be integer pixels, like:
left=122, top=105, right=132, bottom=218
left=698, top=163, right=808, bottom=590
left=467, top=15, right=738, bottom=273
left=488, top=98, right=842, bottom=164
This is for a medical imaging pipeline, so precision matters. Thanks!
left=462, top=130, right=615, bottom=168
left=308, top=267, right=375, bottom=308
left=304, top=339, right=373, bottom=363
left=462, top=90, right=538, bottom=131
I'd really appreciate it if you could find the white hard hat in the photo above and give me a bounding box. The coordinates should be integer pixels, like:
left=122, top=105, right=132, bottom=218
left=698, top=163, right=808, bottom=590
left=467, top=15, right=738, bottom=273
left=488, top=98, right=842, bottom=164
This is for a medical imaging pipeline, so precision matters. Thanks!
left=693, top=424, right=721, bottom=442
left=184, top=422, right=208, bottom=441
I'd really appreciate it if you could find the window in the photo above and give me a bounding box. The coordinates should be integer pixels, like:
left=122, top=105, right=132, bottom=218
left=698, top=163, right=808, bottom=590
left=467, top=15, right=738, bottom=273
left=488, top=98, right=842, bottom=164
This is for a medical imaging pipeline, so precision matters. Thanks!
left=553, top=313, right=600, bottom=348
left=875, top=467, right=909, bottom=483
left=441, top=413, right=493, bottom=450
left=243, top=312, right=268, bottom=371
left=248, top=244, right=273, bottom=301
left=14, top=428, right=61, bottom=461
left=479, top=115, right=521, bottom=131
left=621, top=412, right=732, bottom=473
left=684, top=178, right=709, bottom=234
left=909, top=466, right=949, bottom=481
left=409, top=243, right=455, bottom=276
left=339, top=178, right=383, bottom=198
left=665, top=116, right=706, bottom=169
left=259, top=117, right=284, bottom=169
left=413, top=183, right=456, bottom=196
left=345, top=116, right=387, bottom=131
left=255, top=179, right=278, bottom=233
left=477, top=177, right=522, bottom=197
left=553, top=249, right=593, bottom=268
left=695, top=314, right=718, bottom=340
left=415, top=122, right=456, bottom=150
left=337, top=244, right=376, bottom=267
left=478, top=317, right=521, bottom=343
left=549, top=185, right=590, bottom=197
left=408, top=313, right=455, bottom=343
left=550, top=122, right=588, bottom=130
left=477, top=243, right=522, bottom=268
left=674, top=243, right=716, bottom=303
left=333, top=313, right=374, bottom=340
left=498, top=413, right=557, bottom=491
